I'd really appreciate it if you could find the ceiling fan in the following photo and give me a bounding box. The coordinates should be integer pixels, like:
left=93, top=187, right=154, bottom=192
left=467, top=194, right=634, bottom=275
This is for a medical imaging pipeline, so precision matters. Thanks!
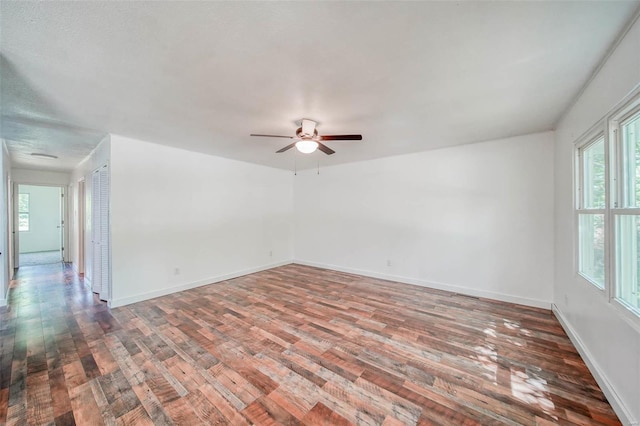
left=250, top=119, right=362, bottom=155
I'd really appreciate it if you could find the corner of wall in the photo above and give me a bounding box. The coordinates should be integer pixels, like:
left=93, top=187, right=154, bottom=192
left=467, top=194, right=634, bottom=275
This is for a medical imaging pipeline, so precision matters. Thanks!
left=552, top=304, right=638, bottom=426
left=1, top=139, right=11, bottom=304
left=294, top=259, right=552, bottom=310
left=110, top=260, right=293, bottom=308
left=552, top=12, right=640, bottom=424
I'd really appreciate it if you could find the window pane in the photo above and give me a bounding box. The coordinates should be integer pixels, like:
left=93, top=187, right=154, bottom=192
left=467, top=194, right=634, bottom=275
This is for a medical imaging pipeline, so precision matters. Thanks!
left=621, top=112, right=640, bottom=208
left=616, top=215, right=640, bottom=313
left=18, top=213, right=29, bottom=232
left=18, top=193, right=29, bottom=213
left=582, top=138, right=606, bottom=208
left=579, top=213, right=605, bottom=287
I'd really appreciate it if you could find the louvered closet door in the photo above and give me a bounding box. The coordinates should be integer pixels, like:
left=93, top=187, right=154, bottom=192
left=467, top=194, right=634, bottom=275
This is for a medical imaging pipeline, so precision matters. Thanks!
left=98, top=166, right=110, bottom=301
left=91, top=164, right=110, bottom=301
left=91, top=170, right=102, bottom=294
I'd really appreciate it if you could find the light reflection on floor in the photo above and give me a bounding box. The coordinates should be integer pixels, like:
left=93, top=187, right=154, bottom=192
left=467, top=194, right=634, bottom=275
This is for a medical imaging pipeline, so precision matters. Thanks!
left=511, top=369, right=557, bottom=418
left=475, top=320, right=558, bottom=421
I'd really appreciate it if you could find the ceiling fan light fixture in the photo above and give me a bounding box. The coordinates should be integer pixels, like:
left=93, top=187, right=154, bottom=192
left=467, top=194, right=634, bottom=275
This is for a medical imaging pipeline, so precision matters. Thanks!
left=295, top=140, right=319, bottom=154
left=30, top=153, right=58, bottom=159
left=251, top=119, right=361, bottom=155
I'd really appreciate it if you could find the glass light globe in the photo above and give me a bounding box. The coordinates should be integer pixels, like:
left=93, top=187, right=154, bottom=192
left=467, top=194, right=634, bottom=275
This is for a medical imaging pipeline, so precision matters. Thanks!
left=295, top=140, right=319, bottom=154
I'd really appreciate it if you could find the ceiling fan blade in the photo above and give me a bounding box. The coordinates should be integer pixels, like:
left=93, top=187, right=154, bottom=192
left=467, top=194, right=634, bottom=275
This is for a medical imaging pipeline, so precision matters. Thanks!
left=317, top=142, right=335, bottom=155
left=250, top=134, right=293, bottom=139
left=276, top=143, right=297, bottom=153
left=318, top=134, right=362, bottom=141
left=301, top=119, right=316, bottom=137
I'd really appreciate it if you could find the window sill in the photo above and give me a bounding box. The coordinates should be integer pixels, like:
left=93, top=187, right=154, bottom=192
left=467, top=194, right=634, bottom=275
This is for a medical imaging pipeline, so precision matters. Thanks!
left=577, top=272, right=606, bottom=291
left=610, top=298, right=640, bottom=335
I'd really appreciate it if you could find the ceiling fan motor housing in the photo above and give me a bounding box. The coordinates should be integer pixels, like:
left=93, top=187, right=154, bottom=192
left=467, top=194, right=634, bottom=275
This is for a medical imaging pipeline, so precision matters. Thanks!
left=296, top=127, right=318, bottom=140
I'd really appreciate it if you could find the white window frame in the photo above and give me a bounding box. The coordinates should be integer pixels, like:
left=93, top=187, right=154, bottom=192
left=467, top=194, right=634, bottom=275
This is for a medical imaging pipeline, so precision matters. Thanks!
left=609, top=98, right=640, bottom=326
left=18, top=192, right=30, bottom=232
left=572, top=85, right=640, bottom=334
left=574, top=126, right=608, bottom=292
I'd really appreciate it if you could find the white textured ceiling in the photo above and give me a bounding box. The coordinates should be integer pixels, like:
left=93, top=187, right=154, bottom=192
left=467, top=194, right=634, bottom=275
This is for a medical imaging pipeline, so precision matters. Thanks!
left=1, top=1, right=639, bottom=172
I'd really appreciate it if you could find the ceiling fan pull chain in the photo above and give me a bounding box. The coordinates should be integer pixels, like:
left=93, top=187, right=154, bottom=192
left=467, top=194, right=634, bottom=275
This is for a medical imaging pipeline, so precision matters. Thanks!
left=294, top=151, right=297, bottom=176
left=317, top=159, right=320, bottom=175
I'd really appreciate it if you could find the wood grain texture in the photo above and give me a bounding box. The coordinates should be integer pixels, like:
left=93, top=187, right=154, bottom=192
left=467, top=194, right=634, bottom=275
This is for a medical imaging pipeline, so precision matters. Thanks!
left=0, top=263, right=621, bottom=425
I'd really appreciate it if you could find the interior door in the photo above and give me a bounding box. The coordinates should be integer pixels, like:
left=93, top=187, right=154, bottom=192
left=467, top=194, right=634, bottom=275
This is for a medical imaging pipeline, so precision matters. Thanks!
left=98, top=166, right=110, bottom=301
left=91, top=170, right=102, bottom=294
left=57, top=187, right=64, bottom=262
left=91, top=165, right=110, bottom=301
left=7, top=178, right=14, bottom=275
left=12, top=182, right=19, bottom=269
left=78, top=180, right=85, bottom=274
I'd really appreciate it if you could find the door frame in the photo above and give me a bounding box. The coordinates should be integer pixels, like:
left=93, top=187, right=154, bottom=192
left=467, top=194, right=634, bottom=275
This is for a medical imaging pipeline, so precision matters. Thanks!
left=12, top=182, right=69, bottom=267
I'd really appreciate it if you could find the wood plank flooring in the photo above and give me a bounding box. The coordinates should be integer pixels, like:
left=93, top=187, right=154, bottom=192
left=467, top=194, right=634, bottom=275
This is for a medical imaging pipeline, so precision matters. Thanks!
left=0, top=263, right=621, bottom=425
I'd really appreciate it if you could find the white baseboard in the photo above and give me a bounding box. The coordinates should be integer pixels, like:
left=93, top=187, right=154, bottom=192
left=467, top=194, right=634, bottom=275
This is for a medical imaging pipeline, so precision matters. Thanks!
left=109, top=260, right=293, bottom=308
left=293, top=259, right=551, bottom=309
left=552, top=304, right=637, bottom=426
left=84, top=276, right=92, bottom=291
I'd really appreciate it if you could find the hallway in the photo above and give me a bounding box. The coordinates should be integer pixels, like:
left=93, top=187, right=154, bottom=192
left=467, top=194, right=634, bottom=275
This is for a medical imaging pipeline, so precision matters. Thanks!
left=0, top=263, right=115, bottom=425
left=19, top=250, right=63, bottom=266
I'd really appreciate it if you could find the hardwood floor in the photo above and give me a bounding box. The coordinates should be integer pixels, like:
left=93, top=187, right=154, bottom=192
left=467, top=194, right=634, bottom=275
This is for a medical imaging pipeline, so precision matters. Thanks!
left=0, top=263, right=620, bottom=425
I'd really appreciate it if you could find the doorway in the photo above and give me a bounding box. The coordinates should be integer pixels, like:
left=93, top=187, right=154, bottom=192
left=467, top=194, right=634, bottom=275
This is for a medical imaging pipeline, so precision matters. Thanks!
left=16, top=184, right=64, bottom=267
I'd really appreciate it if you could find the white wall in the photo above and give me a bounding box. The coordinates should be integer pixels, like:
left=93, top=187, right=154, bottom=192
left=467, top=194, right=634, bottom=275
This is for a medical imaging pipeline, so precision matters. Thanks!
left=294, top=132, right=555, bottom=308
left=554, top=15, right=640, bottom=425
left=0, top=141, right=10, bottom=306
left=11, top=168, right=70, bottom=186
left=70, top=135, right=111, bottom=282
left=18, top=185, right=61, bottom=253
left=108, top=135, right=294, bottom=307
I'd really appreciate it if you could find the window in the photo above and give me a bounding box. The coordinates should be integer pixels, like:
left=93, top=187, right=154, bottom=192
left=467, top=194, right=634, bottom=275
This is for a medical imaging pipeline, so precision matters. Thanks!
left=576, top=136, right=606, bottom=288
left=613, top=108, right=640, bottom=315
left=18, top=193, right=30, bottom=232
left=575, top=91, right=640, bottom=323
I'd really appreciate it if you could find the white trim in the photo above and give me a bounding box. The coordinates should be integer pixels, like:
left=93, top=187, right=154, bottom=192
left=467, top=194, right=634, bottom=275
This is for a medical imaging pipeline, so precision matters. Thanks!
left=573, top=118, right=607, bottom=152
left=612, top=208, right=640, bottom=215
left=294, top=259, right=551, bottom=309
left=612, top=91, right=640, bottom=129
left=109, top=260, right=293, bottom=308
left=0, top=298, right=6, bottom=307
left=552, top=304, right=638, bottom=426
